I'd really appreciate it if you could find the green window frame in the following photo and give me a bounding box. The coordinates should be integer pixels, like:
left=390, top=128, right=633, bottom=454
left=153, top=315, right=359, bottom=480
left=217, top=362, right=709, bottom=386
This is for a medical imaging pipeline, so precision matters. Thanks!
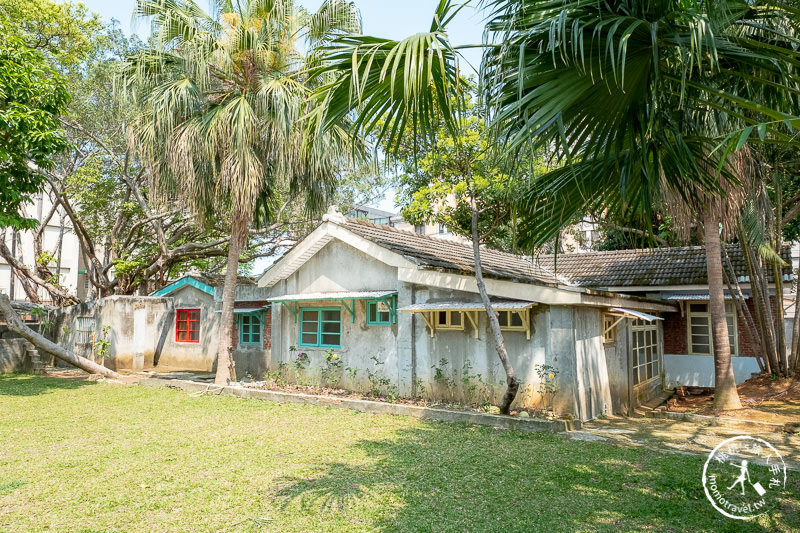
left=366, top=299, right=392, bottom=326
left=238, top=312, right=262, bottom=345
left=299, top=307, right=341, bottom=348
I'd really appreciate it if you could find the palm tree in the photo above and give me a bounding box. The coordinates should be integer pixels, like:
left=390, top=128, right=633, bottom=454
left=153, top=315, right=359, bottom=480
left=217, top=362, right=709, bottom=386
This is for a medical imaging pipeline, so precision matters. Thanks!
left=124, top=0, right=364, bottom=384
left=483, top=0, right=800, bottom=410
left=311, top=0, right=800, bottom=411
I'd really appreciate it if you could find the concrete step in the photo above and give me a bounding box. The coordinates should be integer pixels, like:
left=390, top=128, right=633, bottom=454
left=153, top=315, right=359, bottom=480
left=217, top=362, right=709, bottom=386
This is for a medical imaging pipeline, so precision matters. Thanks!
left=632, top=391, right=673, bottom=418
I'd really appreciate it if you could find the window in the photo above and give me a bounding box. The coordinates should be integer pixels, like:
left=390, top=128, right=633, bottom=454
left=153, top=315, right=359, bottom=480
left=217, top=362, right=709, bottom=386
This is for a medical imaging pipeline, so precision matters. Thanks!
left=686, top=302, right=737, bottom=356
left=300, top=307, right=341, bottom=348
left=435, top=310, right=463, bottom=330
left=497, top=310, right=525, bottom=331
left=438, top=223, right=446, bottom=234
left=76, top=316, right=93, bottom=345
left=238, top=312, right=262, bottom=345
left=414, top=224, right=425, bottom=234
left=632, top=319, right=659, bottom=385
left=603, top=313, right=617, bottom=343
left=367, top=299, right=392, bottom=325
left=176, top=309, right=201, bottom=343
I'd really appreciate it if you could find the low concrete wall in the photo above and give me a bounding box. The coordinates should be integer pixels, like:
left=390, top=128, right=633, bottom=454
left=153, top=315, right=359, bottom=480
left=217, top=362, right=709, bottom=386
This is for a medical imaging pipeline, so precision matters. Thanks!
left=664, top=354, right=760, bottom=388
left=0, top=338, right=28, bottom=373
left=139, top=378, right=580, bottom=433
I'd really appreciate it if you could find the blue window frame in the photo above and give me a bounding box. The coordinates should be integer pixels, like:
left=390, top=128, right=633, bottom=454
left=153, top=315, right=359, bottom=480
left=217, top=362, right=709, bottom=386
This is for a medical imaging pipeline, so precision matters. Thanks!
left=238, top=312, right=262, bottom=345
left=366, top=299, right=392, bottom=326
left=299, top=307, right=341, bottom=348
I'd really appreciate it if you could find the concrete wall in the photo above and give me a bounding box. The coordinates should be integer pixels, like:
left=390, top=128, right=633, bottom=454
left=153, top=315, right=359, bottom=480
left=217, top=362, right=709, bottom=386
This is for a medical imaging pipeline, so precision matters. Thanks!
left=267, top=239, right=615, bottom=421
left=0, top=338, right=28, bottom=373
left=603, top=328, right=632, bottom=416
left=53, top=296, right=176, bottom=370
left=664, top=353, right=761, bottom=387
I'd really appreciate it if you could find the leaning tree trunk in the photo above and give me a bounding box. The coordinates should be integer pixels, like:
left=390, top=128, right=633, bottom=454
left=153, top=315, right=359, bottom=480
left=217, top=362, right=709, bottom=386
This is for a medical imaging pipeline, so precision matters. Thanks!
left=0, top=294, right=121, bottom=379
left=215, top=212, right=246, bottom=385
left=471, top=208, right=519, bottom=414
left=704, top=212, right=742, bottom=411
left=791, top=269, right=800, bottom=374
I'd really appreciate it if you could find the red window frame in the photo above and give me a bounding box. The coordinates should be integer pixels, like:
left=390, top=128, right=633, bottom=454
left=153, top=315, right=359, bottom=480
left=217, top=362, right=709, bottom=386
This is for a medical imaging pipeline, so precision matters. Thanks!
left=176, top=308, right=201, bottom=343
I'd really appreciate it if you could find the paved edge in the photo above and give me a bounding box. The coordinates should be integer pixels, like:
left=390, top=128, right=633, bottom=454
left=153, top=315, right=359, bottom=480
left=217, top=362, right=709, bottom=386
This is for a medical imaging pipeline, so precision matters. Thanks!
left=139, top=378, right=581, bottom=433
left=646, top=409, right=788, bottom=433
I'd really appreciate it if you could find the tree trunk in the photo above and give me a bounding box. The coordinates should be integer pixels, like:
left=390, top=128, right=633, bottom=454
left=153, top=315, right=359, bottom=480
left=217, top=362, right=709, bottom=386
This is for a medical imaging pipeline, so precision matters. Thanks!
left=772, top=177, right=788, bottom=375
left=0, top=294, right=121, bottom=379
left=214, top=212, right=246, bottom=385
left=722, top=257, right=764, bottom=372
left=471, top=208, right=518, bottom=414
left=791, top=266, right=800, bottom=374
left=739, top=228, right=777, bottom=374
left=704, top=212, right=742, bottom=411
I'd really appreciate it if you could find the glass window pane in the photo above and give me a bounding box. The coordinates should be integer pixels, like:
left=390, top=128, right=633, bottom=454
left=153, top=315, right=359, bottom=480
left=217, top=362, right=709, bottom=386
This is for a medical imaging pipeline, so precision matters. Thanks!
left=303, top=310, right=318, bottom=322
left=301, top=321, right=318, bottom=335
left=368, top=303, right=377, bottom=322
left=691, top=324, right=709, bottom=335
left=189, top=310, right=200, bottom=321
left=322, top=321, right=340, bottom=334
left=301, top=333, right=317, bottom=344
left=690, top=303, right=708, bottom=313
left=498, top=311, right=508, bottom=327
left=692, top=342, right=710, bottom=354
left=321, top=309, right=340, bottom=322
left=438, top=311, right=447, bottom=325
left=378, top=311, right=390, bottom=323
left=321, top=334, right=340, bottom=346
left=510, top=313, right=523, bottom=327
left=451, top=312, right=461, bottom=326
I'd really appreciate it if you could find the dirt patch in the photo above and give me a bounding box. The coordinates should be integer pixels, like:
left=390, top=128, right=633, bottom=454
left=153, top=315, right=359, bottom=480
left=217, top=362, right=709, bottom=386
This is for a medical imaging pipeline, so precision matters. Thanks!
left=666, top=375, right=800, bottom=424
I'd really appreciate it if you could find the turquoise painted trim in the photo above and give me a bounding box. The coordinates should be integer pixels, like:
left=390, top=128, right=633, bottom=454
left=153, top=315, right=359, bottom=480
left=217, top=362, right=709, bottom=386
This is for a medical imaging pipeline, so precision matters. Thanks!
left=341, top=299, right=356, bottom=323
left=366, top=299, right=392, bottom=326
left=299, top=307, right=341, bottom=348
left=281, top=301, right=298, bottom=323
left=151, top=276, right=215, bottom=297
left=237, top=311, right=263, bottom=345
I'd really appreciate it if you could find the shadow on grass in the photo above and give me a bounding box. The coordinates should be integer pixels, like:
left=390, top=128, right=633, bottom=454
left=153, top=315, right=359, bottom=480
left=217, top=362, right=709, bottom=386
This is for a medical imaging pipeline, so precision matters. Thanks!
left=0, top=373, right=95, bottom=396
left=272, top=424, right=799, bottom=532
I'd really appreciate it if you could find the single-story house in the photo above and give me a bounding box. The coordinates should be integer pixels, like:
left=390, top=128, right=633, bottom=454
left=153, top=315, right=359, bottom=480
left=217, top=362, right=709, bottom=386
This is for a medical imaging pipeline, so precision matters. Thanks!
left=51, top=273, right=271, bottom=377
left=538, top=245, right=793, bottom=387
left=258, top=207, right=675, bottom=420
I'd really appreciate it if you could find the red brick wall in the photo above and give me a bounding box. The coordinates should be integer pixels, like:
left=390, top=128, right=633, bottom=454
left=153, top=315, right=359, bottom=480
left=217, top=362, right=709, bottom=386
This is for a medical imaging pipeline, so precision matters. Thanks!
left=263, top=311, right=272, bottom=350
left=662, top=299, right=763, bottom=357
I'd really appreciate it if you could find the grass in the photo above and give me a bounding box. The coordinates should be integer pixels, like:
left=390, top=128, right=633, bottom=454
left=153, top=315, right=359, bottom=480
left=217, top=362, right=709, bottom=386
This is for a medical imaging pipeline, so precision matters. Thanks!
left=1, top=374, right=797, bottom=532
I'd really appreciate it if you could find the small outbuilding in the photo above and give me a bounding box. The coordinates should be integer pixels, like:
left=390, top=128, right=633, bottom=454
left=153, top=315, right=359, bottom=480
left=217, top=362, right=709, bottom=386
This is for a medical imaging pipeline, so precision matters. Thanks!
left=52, top=274, right=271, bottom=377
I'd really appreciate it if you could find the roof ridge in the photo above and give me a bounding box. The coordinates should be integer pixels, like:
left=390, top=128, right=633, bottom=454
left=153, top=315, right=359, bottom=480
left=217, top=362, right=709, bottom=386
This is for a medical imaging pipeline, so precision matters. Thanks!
left=537, top=244, right=746, bottom=259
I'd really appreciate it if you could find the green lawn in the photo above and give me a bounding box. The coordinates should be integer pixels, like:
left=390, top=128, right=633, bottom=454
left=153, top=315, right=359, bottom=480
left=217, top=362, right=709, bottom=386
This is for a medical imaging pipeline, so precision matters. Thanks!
left=0, top=375, right=797, bottom=532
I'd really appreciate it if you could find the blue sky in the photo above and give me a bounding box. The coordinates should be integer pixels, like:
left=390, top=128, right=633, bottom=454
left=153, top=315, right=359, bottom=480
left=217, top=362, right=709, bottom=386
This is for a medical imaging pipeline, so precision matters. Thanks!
left=77, top=1, right=486, bottom=72
left=73, top=0, right=487, bottom=212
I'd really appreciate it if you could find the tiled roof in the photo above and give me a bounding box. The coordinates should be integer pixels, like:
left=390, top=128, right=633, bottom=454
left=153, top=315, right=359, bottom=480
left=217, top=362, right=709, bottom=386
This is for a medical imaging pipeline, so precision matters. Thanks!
left=188, top=273, right=257, bottom=287
left=537, top=244, right=792, bottom=288
left=342, top=218, right=565, bottom=286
